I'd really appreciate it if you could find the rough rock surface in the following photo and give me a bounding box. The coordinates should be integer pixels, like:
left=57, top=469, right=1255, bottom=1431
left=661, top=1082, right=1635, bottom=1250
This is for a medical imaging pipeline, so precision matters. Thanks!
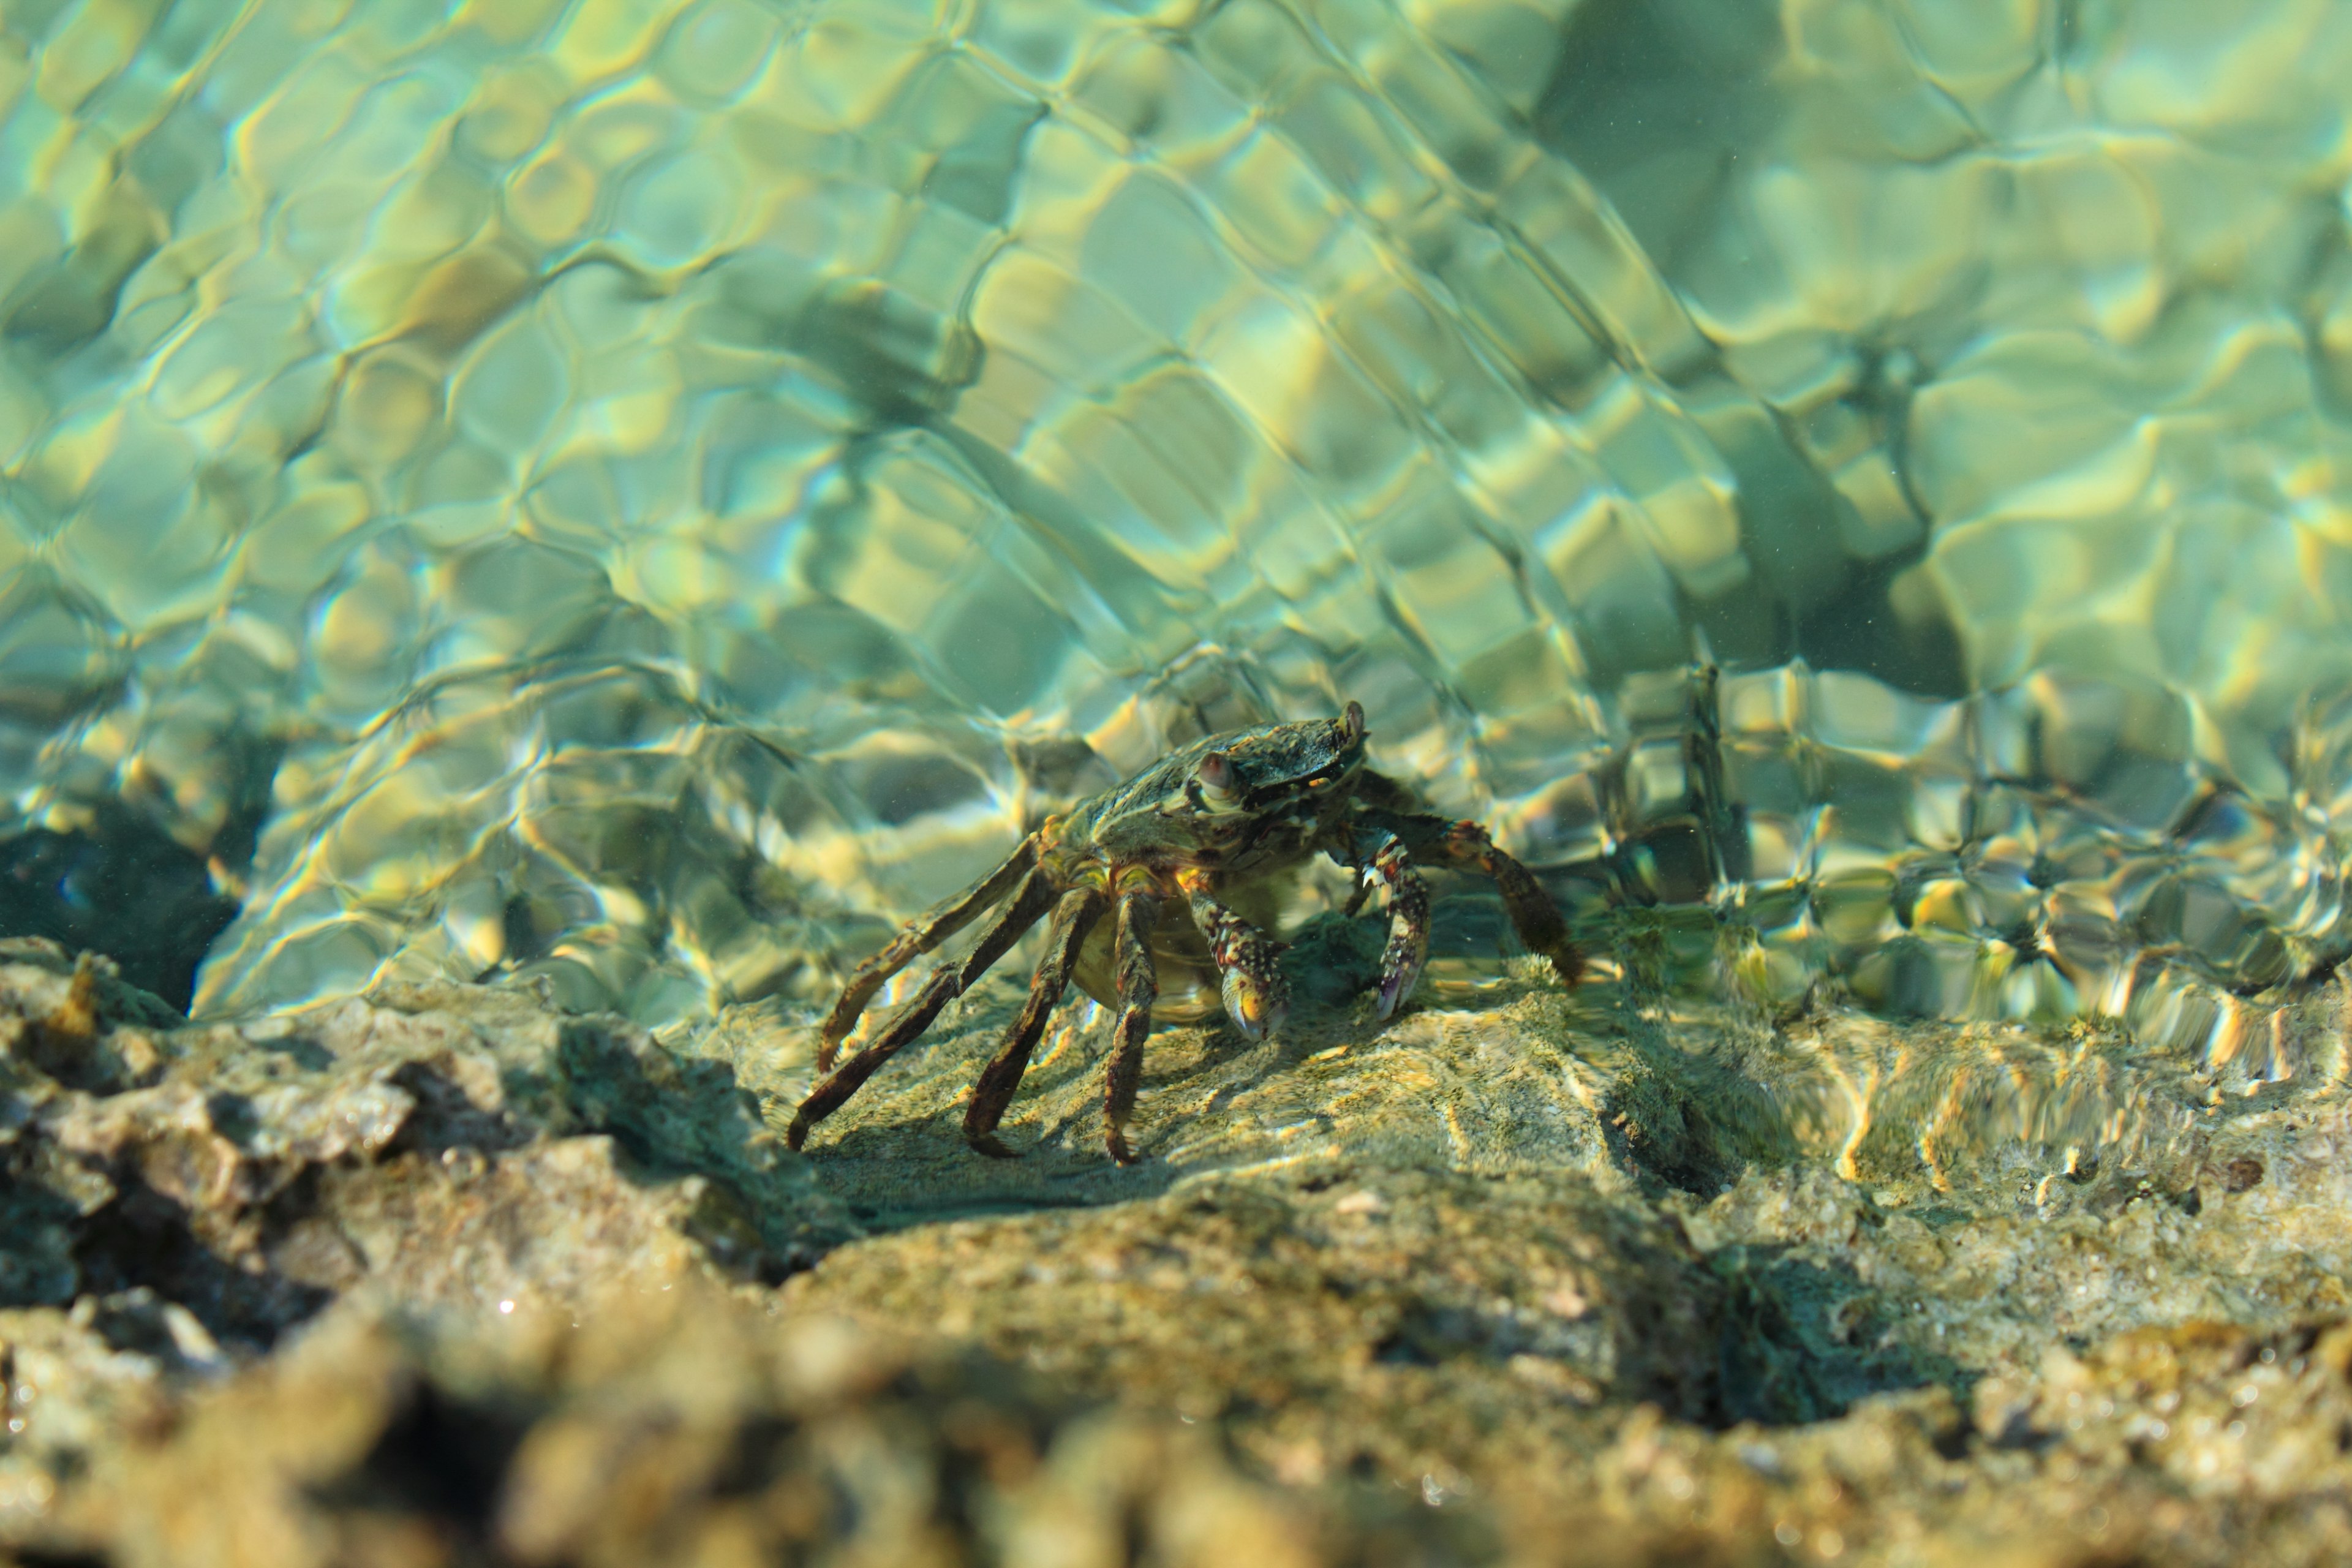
left=2, top=932, right=2351, bottom=1564
left=62, top=1284, right=1488, bottom=1568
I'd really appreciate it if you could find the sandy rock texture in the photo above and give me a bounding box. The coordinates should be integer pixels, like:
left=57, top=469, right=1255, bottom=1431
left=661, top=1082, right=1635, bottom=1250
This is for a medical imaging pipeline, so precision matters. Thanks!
left=1, top=931, right=2350, bottom=1565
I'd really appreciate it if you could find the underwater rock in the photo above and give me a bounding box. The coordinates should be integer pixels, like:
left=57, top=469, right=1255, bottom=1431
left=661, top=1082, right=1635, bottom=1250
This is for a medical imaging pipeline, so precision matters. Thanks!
left=0, top=806, right=241, bottom=1014
left=0, top=943, right=854, bottom=1342
left=748, top=952, right=2352, bottom=1562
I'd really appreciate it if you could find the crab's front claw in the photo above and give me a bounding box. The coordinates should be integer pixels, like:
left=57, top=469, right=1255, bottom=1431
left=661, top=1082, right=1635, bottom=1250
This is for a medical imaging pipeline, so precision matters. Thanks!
left=1221, top=964, right=1289, bottom=1041
left=1185, top=879, right=1291, bottom=1041
left=1359, top=831, right=1431, bottom=1021
left=1374, top=937, right=1428, bottom=1021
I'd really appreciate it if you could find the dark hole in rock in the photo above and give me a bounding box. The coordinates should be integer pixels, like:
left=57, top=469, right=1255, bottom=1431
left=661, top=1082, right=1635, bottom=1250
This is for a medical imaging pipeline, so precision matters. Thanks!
left=70, top=1167, right=334, bottom=1352
left=1372, top=1328, right=1443, bottom=1369
left=1600, top=1045, right=1796, bottom=1203
left=383, top=1060, right=528, bottom=1156
left=307, top=1374, right=532, bottom=1533
left=706, top=1413, right=799, bottom=1500
left=79, top=1287, right=225, bottom=1374
left=202, top=1091, right=262, bottom=1146
left=12, top=1548, right=111, bottom=1568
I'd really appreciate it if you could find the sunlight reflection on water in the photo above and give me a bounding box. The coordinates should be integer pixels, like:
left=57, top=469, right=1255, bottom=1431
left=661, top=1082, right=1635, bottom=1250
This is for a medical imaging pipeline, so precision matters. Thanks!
left=0, top=0, right=2347, bottom=1117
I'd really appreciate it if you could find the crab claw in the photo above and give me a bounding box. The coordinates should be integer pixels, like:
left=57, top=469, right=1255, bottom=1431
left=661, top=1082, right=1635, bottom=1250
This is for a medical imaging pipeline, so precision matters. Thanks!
left=1221, top=965, right=1289, bottom=1041
left=1374, top=941, right=1427, bottom=1021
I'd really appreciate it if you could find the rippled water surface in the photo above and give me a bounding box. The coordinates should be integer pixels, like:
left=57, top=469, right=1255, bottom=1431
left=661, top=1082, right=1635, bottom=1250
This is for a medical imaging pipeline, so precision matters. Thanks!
left=3, top=0, right=2351, bottom=1108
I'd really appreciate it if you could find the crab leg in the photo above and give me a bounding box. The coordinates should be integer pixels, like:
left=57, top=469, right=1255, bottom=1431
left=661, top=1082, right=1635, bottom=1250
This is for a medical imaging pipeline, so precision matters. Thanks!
left=1357, top=832, right=1432, bottom=1020
left=817, top=836, right=1038, bottom=1070
left=1354, top=809, right=1582, bottom=987
left=1100, top=885, right=1162, bottom=1165
left=963, top=885, right=1109, bottom=1158
left=789, top=867, right=1058, bottom=1150
left=1182, top=871, right=1289, bottom=1040
left=1428, top=818, right=1583, bottom=984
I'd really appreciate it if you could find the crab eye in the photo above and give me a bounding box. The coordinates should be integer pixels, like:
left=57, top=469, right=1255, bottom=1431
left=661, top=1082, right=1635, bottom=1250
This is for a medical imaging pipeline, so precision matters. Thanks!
left=1341, top=701, right=1366, bottom=741
left=1196, top=750, right=1240, bottom=805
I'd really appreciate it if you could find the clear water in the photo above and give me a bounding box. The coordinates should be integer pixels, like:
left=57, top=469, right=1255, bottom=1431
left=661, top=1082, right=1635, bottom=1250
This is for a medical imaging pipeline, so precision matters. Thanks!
left=2, top=0, right=2350, bottom=1098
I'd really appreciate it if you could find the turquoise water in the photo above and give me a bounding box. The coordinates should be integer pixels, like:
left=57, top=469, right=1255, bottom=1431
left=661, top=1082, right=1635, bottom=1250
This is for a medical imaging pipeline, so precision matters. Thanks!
left=1, top=0, right=2349, bottom=1093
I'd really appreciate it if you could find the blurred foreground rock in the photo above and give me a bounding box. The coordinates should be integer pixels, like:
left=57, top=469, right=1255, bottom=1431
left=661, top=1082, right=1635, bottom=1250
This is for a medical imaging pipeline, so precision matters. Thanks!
left=62, top=1284, right=1479, bottom=1568
left=2, top=937, right=2351, bottom=1564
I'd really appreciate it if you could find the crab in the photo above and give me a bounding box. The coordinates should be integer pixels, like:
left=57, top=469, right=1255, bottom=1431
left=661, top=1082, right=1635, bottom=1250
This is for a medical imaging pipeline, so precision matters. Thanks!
left=787, top=703, right=1581, bottom=1163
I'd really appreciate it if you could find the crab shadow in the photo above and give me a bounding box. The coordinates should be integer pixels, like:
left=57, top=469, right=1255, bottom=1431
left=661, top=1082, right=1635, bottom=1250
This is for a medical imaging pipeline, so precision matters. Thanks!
left=775, top=912, right=1399, bottom=1228
left=789, top=1020, right=1303, bottom=1232
left=783, top=898, right=2065, bottom=1242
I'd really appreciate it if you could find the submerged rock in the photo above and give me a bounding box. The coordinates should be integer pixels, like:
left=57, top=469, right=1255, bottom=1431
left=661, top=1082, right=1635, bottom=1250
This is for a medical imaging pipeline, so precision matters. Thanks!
left=0, top=802, right=249, bottom=1014
left=0, top=936, right=861, bottom=1544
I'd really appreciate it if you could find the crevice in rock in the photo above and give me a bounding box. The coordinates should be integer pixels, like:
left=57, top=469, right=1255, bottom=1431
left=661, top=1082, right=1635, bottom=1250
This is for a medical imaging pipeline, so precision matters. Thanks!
left=307, top=1374, right=532, bottom=1536
left=1601, top=1033, right=1798, bottom=1201
left=69, top=1166, right=336, bottom=1353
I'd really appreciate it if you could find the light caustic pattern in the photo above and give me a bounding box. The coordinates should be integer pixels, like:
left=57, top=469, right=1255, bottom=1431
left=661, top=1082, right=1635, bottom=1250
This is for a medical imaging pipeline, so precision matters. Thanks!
left=1, top=0, right=2351, bottom=1080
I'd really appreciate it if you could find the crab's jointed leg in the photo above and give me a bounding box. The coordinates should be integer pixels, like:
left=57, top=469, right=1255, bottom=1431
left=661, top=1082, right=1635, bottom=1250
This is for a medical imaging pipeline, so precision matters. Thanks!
left=1429, top=818, right=1582, bottom=984
left=1354, top=809, right=1582, bottom=989
left=1100, top=883, right=1162, bottom=1165
left=963, top=884, right=1110, bottom=1158
left=789, top=865, right=1058, bottom=1150
left=1356, top=832, right=1431, bottom=1020
left=816, top=835, right=1039, bottom=1071
left=1182, top=870, right=1289, bottom=1040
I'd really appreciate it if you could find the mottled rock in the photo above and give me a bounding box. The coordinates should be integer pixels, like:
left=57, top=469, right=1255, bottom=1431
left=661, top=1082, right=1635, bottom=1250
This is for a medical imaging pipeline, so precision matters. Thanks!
left=0, top=944, right=853, bottom=1336
left=748, top=952, right=2352, bottom=1565
left=0, top=939, right=858, bottom=1544
left=56, top=1284, right=1475, bottom=1568
left=4, top=941, right=2352, bottom=1565
left=789, top=1164, right=1725, bottom=1477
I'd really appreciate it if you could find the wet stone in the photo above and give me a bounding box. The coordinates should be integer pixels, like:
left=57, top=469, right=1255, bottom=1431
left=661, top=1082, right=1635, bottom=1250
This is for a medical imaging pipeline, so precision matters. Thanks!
left=0, top=938, right=857, bottom=1420
left=787, top=1166, right=1727, bottom=1461
left=0, top=942, right=2350, bottom=1562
